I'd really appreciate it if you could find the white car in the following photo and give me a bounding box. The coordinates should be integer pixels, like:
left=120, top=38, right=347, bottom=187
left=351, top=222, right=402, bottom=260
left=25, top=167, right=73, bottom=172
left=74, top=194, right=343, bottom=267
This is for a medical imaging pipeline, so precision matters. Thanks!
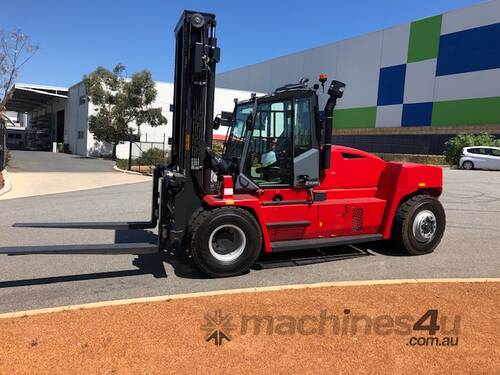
left=459, top=146, right=500, bottom=170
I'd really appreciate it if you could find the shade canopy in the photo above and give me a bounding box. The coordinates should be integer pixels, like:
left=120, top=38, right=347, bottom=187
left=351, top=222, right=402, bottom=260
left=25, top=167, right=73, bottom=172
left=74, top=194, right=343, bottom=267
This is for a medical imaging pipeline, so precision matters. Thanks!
left=4, top=84, right=68, bottom=113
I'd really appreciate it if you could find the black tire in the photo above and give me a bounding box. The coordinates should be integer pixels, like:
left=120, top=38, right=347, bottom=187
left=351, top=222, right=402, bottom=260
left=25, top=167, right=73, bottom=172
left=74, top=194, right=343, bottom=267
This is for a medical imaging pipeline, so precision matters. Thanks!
left=189, top=207, right=262, bottom=277
left=462, top=161, right=474, bottom=170
left=391, top=194, right=445, bottom=255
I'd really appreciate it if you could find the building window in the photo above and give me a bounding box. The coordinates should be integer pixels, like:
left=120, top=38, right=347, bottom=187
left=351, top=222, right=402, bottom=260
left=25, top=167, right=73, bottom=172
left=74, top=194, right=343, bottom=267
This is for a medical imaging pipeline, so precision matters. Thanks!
left=79, top=96, right=86, bottom=104
left=78, top=131, right=84, bottom=139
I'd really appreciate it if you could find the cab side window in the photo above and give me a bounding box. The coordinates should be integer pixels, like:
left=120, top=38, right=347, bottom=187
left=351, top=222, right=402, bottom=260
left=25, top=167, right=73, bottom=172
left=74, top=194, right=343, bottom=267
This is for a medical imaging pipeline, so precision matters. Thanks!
left=294, top=97, right=312, bottom=157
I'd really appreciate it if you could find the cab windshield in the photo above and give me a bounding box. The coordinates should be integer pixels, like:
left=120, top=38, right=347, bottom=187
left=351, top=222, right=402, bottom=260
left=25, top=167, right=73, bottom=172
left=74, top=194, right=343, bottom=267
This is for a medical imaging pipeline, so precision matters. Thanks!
left=223, top=103, right=252, bottom=161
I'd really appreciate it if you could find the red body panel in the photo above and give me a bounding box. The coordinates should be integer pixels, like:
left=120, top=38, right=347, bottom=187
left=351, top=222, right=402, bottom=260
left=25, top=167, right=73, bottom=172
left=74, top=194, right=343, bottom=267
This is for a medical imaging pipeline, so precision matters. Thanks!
left=203, top=145, right=443, bottom=251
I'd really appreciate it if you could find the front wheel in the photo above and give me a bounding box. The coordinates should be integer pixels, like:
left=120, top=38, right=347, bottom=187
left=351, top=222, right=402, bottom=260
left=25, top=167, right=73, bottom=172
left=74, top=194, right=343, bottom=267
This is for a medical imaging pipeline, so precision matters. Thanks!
left=391, top=194, right=446, bottom=255
left=189, top=207, right=262, bottom=277
left=462, top=161, right=474, bottom=170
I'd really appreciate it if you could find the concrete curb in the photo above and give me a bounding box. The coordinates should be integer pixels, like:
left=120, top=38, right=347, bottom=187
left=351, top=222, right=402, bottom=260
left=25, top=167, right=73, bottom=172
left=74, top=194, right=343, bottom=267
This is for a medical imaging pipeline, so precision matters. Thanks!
left=0, top=169, right=12, bottom=196
left=113, top=165, right=148, bottom=176
left=1, top=277, right=498, bottom=319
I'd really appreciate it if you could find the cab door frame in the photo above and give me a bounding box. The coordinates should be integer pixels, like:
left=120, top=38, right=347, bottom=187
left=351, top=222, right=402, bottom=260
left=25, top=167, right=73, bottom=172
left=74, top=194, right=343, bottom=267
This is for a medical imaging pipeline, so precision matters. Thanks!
left=245, top=90, right=321, bottom=241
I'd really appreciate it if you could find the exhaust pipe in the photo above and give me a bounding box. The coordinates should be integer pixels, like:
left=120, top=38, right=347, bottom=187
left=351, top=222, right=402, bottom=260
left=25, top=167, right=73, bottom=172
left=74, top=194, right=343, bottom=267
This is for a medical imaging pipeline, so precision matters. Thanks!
left=322, top=80, right=346, bottom=170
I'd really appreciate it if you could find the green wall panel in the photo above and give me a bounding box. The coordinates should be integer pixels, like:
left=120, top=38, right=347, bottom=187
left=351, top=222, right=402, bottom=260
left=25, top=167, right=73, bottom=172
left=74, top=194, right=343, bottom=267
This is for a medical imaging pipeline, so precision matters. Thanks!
left=407, top=15, right=442, bottom=63
left=432, top=97, right=500, bottom=126
left=333, top=107, right=377, bottom=129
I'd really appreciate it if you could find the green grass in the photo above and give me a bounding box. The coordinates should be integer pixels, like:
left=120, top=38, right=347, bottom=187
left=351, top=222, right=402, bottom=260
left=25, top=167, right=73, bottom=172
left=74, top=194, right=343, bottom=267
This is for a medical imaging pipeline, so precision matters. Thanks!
left=115, top=159, right=129, bottom=170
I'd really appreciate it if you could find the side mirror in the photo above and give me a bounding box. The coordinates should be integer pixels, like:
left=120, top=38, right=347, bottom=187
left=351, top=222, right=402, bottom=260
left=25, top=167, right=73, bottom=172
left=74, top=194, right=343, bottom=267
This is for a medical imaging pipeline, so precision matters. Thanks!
left=246, top=113, right=254, bottom=131
left=221, top=111, right=233, bottom=121
left=328, top=80, right=346, bottom=98
left=213, top=117, right=221, bottom=130
left=213, top=111, right=234, bottom=130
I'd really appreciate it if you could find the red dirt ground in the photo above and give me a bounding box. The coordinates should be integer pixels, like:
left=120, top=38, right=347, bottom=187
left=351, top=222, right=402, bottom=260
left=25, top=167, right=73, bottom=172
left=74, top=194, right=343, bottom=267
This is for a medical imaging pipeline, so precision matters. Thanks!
left=0, top=281, right=498, bottom=374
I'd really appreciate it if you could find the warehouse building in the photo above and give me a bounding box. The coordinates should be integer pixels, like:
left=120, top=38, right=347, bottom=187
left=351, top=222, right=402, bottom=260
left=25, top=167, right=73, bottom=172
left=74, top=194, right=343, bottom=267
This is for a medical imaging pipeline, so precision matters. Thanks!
left=65, top=81, right=256, bottom=158
left=5, top=81, right=255, bottom=158
left=216, top=0, right=500, bottom=154
left=4, top=84, right=68, bottom=151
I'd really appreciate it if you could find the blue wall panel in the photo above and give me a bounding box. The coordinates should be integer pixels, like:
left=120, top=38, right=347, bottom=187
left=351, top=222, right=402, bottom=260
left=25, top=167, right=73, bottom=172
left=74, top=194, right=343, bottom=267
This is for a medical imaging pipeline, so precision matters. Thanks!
left=437, top=22, right=500, bottom=76
left=402, top=102, right=433, bottom=127
left=377, top=64, right=406, bottom=105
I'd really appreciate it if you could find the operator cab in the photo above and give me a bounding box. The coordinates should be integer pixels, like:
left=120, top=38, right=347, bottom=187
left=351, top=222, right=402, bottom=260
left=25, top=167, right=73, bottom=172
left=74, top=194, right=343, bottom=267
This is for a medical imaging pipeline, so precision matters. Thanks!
left=222, top=79, right=322, bottom=191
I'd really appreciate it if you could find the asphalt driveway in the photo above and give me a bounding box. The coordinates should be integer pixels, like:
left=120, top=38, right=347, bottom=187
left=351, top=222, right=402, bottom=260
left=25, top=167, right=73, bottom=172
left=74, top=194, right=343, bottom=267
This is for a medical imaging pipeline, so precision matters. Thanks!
left=8, top=150, right=116, bottom=173
left=0, top=168, right=499, bottom=312
left=2, top=151, right=149, bottom=200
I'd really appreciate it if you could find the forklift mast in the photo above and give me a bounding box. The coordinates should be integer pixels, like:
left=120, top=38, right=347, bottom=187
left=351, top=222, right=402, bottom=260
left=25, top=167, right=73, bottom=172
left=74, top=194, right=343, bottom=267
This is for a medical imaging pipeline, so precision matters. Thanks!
left=171, top=10, right=219, bottom=191
left=165, top=11, right=220, bottom=241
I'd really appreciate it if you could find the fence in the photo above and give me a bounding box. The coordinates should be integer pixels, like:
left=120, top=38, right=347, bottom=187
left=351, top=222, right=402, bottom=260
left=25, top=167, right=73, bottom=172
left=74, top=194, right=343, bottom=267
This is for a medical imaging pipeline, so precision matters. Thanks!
left=126, top=136, right=170, bottom=174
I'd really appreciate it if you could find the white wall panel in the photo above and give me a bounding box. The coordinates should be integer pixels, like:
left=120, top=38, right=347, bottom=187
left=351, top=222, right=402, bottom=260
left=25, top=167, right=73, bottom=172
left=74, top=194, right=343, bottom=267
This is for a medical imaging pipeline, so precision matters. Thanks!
left=65, top=82, right=91, bottom=156
left=267, top=53, right=304, bottom=92
left=381, top=24, right=410, bottom=67
left=376, top=104, right=402, bottom=128
left=217, top=61, right=274, bottom=93
left=441, top=0, right=500, bottom=34
left=301, top=44, right=339, bottom=108
left=434, top=68, right=500, bottom=101
left=216, top=68, right=249, bottom=91
left=300, top=44, right=338, bottom=79
left=335, top=31, right=383, bottom=109
left=404, top=59, right=437, bottom=103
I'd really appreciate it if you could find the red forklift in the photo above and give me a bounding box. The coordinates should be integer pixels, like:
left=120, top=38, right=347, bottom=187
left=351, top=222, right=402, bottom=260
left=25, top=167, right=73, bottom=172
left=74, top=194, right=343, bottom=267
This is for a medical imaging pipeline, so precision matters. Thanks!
left=0, top=10, right=445, bottom=277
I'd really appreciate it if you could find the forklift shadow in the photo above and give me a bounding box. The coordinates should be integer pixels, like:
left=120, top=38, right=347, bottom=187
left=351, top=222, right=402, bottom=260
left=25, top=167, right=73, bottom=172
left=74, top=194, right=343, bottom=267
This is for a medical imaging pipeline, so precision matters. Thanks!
left=252, top=240, right=414, bottom=270
left=116, top=230, right=385, bottom=279
left=253, top=244, right=374, bottom=270
left=0, top=230, right=167, bottom=289
left=0, top=236, right=407, bottom=289
left=125, top=234, right=408, bottom=278
left=354, top=241, right=414, bottom=257
left=121, top=230, right=207, bottom=280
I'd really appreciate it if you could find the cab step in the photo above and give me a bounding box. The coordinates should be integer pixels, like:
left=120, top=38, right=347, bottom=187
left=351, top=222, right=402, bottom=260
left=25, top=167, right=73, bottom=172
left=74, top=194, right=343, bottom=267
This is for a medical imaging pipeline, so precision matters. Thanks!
left=271, top=234, right=382, bottom=252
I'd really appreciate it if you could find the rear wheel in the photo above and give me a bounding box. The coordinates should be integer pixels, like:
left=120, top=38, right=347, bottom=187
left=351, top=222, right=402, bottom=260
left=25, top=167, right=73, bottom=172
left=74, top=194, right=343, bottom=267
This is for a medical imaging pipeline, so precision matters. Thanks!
left=391, top=194, right=445, bottom=255
left=189, top=207, right=262, bottom=277
left=462, top=161, right=474, bottom=170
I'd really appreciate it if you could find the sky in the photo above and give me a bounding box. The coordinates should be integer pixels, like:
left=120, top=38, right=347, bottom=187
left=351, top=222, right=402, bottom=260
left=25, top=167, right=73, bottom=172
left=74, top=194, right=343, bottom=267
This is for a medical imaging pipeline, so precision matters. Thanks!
left=2, top=0, right=483, bottom=88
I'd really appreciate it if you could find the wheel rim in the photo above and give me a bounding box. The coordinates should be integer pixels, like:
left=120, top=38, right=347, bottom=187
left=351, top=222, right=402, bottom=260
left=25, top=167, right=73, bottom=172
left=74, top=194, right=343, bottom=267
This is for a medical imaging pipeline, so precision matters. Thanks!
left=208, top=224, right=246, bottom=262
left=464, top=162, right=472, bottom=170
left=412, top=210, right=437, bottom=243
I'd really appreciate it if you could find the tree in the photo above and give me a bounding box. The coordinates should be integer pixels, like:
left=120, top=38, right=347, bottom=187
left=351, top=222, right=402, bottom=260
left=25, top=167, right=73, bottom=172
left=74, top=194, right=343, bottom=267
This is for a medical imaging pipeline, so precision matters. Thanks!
left=84, top=64, right=167, bottom=159
left=0, top=29, right=38, bottom=169
left=0, top=29, right=38, bottom=109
